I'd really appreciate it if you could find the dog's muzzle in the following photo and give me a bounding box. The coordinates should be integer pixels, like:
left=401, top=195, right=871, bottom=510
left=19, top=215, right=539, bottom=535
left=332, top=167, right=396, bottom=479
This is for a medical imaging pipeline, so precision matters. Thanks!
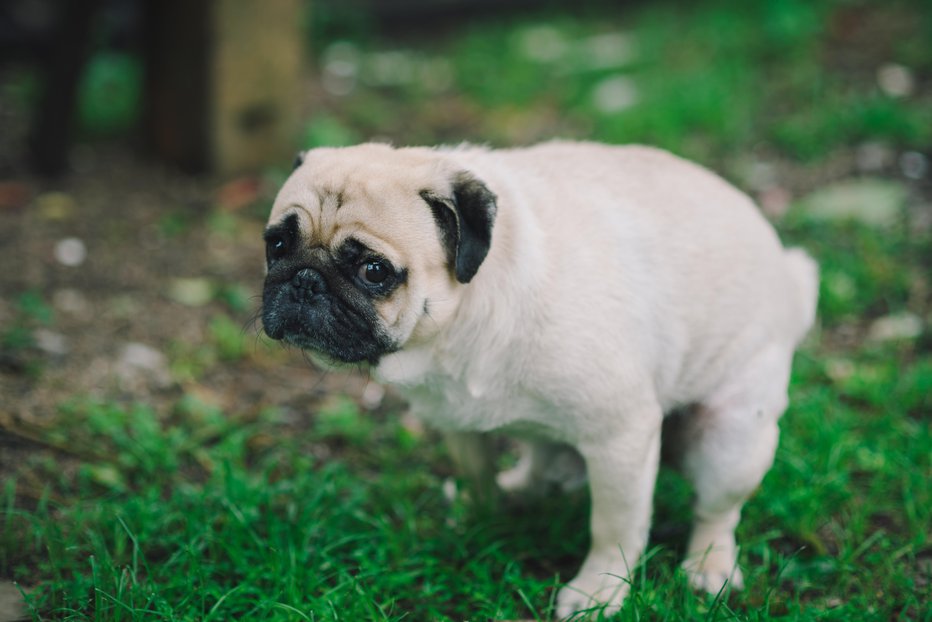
left=261, top=265, right=396, bottom=364
left=290, top=267, right=328, bottom=301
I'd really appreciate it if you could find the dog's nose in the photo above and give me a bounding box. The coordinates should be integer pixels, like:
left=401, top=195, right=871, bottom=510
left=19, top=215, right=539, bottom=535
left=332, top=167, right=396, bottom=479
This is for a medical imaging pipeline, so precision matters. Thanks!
left=291, top=267, right=327, bottom=296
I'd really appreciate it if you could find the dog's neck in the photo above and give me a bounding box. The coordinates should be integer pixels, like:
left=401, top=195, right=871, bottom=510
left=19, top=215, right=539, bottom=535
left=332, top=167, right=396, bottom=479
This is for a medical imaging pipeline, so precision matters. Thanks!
left=376, top=173, right=547, bottom=392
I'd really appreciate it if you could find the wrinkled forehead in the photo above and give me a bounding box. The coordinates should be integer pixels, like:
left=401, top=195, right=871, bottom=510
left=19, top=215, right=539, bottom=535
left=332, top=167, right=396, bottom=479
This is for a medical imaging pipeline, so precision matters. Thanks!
left=269, top=167, right=404, bottom=224
left=266, top=148, right=450, bottom=260
left=268, top=147, right=446, bottom=223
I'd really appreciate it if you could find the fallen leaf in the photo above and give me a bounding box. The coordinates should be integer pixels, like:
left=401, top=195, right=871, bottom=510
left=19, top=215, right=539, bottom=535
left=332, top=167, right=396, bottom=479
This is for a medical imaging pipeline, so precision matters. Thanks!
left=0, top=180, right=32, bottom=211
left=216, top=177, right=261, bottom=211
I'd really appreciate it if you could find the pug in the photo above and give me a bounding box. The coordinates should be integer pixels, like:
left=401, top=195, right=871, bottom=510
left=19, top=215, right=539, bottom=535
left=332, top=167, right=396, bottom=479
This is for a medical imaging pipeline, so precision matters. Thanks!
left=261, top=141, right=818, bottom=618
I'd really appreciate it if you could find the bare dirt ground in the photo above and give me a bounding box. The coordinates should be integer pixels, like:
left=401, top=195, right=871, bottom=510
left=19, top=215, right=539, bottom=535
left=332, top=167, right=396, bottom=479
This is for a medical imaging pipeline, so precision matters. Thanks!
left=0, top=138, right=379, bottom=486
left=1, top=94, right=929, bottom=507
left=2, top=2, right=929, bottom=518
left=0, top=123, right=390, bottom=618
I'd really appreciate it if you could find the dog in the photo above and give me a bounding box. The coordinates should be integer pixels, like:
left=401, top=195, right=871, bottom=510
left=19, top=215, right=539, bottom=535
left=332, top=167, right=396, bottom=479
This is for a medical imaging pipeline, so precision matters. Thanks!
left=260, top=141, right=818, bottom=617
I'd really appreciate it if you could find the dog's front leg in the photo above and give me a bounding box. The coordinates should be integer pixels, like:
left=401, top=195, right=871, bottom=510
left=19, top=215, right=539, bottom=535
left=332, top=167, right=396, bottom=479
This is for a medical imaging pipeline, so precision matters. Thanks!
left=557, top=408, right=662, bottom=619
left=443, top=430, right=497, bottom=504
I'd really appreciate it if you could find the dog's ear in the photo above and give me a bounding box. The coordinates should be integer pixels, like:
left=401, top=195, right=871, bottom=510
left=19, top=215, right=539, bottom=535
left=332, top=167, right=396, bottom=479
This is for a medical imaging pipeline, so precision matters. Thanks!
left=292, top=150, right=307, bottom=171
left=420, top=171, right=497, bottom=284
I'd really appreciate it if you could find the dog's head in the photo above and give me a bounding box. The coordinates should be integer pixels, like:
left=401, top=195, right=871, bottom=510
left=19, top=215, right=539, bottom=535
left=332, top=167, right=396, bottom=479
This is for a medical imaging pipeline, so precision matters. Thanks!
left=261, top=143, right=497, bottom=364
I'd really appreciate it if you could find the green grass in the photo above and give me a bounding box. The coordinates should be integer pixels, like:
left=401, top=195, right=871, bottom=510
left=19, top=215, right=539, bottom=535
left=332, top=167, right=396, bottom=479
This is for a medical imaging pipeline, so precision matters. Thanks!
left=4, top=266, right=930, bottom=620
left=4, top=0, right=932, bottom=619
left=306, top=0, right=932, bottom=165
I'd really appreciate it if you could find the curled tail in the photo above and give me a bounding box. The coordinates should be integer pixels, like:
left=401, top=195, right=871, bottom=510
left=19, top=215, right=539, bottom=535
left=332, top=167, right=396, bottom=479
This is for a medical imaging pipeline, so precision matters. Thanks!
left=784, top=247, right=819, bottom=343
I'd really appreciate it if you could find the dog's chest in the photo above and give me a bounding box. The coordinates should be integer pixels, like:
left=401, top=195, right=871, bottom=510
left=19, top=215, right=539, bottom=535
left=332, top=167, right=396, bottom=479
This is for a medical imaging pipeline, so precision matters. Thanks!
left=408, top=379, right=568, bottom=440
left=377, top=348, right=570, bottom=439
left=376, top=348, right=578, bottom=442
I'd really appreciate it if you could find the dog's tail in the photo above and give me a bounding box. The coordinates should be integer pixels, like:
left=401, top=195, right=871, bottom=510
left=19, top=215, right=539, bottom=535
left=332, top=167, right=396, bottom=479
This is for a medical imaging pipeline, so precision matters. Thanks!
left=784, top=247, right=819, bottom=343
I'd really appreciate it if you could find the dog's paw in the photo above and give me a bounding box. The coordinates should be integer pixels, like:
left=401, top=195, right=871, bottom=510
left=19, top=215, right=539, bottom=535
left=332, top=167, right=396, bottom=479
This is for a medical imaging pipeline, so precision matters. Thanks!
left=497, top=446, right=587, bottom=497
left=496, top=463, right=540, bottom=495
left=555, top=572, right=628, bottom=620
left=681, top=554, right=745, bottom=594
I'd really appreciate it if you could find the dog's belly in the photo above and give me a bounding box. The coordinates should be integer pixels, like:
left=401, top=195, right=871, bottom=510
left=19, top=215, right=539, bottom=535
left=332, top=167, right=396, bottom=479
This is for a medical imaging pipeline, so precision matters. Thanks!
left=399, top=377, right=572, bottom=441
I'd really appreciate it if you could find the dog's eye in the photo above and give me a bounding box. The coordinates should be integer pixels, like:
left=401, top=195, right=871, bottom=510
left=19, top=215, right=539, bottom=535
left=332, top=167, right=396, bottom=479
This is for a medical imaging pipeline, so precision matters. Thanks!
left=266, top=235, right=288, bottom=262
left=358, top=260, right=389, bottom=285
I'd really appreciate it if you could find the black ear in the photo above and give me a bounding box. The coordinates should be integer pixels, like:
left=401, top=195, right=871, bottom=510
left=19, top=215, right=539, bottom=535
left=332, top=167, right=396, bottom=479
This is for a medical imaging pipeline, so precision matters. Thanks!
left=292, top=151, right=307, bottom=170
left=420, top=171, right=497, bottom=283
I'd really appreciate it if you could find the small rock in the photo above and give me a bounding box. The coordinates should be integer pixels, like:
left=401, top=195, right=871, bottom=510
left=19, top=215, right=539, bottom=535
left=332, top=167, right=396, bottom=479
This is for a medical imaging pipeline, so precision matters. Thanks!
left=54, top=237, right=87, bottom=267
left=868, top=312, right=923, bottom=342
left=321, top=41, right=360, bottom=96
left=365, top=50, right=417, bottom=87
left=855, top=142, right=894, bottom=173
left=877, top=63, right=914, bottom=98
left=116, top=342, right=171, bottom=389
left=33, top=329, right=69, bottom=356
left=53, top=288, right=91, bottom=318
left=825, top=358, right=855, bottom=383
left=900, top=151, right=928, bottom=180
left=119, top=342, right=166, bottom=369
left=592, top=75, right=638, bottom=113
left=577, top=32, right=636, bottom=70
left=738, top=160, right=779, bottom=192
left=0, top=582, right=26, bottom=622
left=519, top=25, right=569, bottom=63
left=796, top=178, right=907, bottom=227
left=167, top=278, right=214, bottom=307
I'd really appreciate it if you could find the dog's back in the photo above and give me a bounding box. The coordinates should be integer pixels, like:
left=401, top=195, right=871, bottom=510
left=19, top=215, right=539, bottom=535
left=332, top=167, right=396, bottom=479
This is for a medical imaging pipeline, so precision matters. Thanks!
left=450, top=142, right=817, bottom=408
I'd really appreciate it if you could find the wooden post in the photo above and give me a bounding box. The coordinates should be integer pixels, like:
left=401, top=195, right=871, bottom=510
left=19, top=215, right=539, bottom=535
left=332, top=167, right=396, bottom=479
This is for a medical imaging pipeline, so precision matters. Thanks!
left=28, top=0, right=103, bottom=175
left=211, top=0, right=304, bottom=173
left=144, top=0, right=305, bottom=174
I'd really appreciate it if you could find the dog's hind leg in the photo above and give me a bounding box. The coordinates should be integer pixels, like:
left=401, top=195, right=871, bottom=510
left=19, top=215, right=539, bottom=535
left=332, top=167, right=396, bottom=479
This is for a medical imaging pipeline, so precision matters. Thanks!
left=496, top=439, right=587, bottom=496
left=679, top=344, right=794, bottom=594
